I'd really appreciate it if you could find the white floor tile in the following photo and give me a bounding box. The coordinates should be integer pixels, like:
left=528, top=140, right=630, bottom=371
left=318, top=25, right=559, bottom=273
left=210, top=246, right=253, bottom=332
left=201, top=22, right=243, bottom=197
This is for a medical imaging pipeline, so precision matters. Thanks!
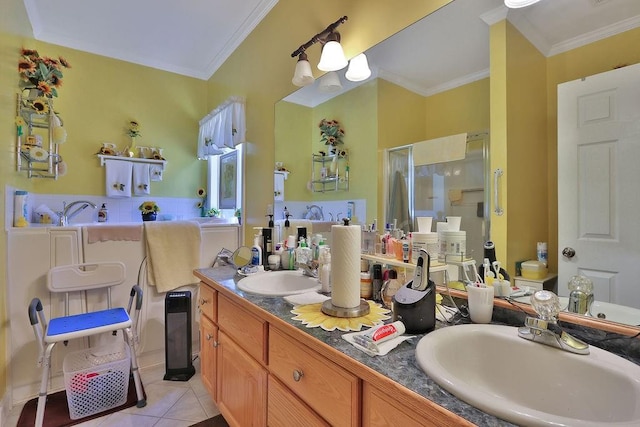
left=5, top=371, right=216, bottom=427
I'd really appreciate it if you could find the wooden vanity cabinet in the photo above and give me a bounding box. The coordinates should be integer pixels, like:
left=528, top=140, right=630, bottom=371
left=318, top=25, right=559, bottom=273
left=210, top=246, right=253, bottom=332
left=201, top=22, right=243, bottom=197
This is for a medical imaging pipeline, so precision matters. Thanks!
left=198, top=278, right=470, bottom=427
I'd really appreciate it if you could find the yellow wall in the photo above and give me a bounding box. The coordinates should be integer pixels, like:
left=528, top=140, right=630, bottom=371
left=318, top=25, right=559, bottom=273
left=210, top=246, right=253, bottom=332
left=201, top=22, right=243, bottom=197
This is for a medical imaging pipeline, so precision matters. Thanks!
left=490, top=21, right=548, bottom=271
left=274, top=101, right=312, bottom=201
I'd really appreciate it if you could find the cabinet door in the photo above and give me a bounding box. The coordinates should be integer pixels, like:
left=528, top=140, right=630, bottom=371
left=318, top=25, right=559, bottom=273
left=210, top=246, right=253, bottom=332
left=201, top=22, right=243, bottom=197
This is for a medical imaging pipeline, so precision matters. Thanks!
left=217, top=330, right=267, bottom=426
left=268, top=375, right=330, bottom=427
left=200, top=315, right=218, bottom=400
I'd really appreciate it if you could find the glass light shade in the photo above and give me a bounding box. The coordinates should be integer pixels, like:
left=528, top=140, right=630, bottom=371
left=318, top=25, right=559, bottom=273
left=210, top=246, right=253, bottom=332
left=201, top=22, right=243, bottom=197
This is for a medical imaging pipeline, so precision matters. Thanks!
left=345, top=53, right=371, bottom=82
left=292, top=58, right=315, bottom=86
left=318, top=71, right=342, bottom=93
left=504, top=0, right=540, bottom=8
left=317, top=41, right=348, bottom=71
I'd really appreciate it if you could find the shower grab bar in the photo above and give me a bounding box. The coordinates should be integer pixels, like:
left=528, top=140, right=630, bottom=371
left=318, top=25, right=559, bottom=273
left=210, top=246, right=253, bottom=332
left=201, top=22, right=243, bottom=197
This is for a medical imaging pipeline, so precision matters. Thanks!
left=494, top=168, right=504, bottom=216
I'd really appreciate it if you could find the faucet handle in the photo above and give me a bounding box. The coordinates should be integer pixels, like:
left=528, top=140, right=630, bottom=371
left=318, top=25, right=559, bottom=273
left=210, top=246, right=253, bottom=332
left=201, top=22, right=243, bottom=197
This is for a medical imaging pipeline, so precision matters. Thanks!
left=530, top=290, right=561, bottom=321
left=568, top=275, right=593, bottom=294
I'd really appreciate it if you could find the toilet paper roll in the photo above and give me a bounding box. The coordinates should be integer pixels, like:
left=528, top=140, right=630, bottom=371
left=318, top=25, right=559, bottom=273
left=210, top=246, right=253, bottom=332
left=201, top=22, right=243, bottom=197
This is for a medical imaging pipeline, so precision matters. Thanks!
left=331, top=224, right=361, bottom=308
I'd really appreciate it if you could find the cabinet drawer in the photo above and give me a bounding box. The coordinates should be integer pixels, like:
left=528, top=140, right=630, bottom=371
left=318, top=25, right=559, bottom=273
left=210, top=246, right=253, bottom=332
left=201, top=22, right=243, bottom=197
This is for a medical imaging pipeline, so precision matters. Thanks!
left=269, top=327, right=359, bottom=427
left=218, top=294, right=266, bottom=363
left=198, top=283, right=217, bottom=321
left=268, top=375, right=330, bottom=427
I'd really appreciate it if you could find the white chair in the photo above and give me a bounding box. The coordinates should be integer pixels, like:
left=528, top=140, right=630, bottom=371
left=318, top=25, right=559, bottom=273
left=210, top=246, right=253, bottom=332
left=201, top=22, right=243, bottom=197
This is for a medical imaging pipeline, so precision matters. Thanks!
left=28, top=262, right=146, bottom=427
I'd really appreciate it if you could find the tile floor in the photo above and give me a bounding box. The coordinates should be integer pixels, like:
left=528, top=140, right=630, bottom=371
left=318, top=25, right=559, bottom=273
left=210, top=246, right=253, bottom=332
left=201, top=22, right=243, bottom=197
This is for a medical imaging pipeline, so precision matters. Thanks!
left=6, top=358, right=220, bottom=427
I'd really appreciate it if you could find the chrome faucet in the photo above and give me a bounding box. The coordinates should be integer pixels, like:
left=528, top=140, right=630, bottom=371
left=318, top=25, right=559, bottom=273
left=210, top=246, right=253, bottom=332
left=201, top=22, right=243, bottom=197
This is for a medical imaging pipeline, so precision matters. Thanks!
left=567, top=275, right=594, bottom=315
left=518, top=290, right=589, bottom=355
left=58, top=200, right=97, bottom=226
left=298, top=260, right=319, bottom=278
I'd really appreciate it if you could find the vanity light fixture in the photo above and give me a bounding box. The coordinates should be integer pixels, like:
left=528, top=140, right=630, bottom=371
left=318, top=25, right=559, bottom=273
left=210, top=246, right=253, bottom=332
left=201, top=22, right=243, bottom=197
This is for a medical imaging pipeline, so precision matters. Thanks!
left=504, top=0, right=541, bottom=8
left=345, top=53, right=371, bottom=82
left=291, top=16, right=370, bottom=87
left=318, top=71, right=342, bottom=93
left=292, top=52, right=315, bottom=86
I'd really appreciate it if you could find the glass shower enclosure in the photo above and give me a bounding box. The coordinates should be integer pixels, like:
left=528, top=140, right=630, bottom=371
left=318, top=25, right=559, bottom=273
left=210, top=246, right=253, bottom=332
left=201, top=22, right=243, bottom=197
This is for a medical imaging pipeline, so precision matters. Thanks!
left=385, top=132, right=490, bottom=264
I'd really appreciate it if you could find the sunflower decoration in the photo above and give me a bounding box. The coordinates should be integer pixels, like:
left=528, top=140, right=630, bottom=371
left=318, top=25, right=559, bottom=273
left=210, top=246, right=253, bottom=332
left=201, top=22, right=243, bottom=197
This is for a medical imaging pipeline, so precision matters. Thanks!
left=291, top=300, right=390, bottom=332
left=138, top=201, right=160, bottom=214
left=30, top=97, right=49, bottom=115
left=196, top=188, right=208, bottom=216
left=18, top=48, right=71, bottom=98
left=15, top=116, right=26, bottom=136
left=127, top=121, right=141, bottom=138
left=318, top=118, right=345, bottom=147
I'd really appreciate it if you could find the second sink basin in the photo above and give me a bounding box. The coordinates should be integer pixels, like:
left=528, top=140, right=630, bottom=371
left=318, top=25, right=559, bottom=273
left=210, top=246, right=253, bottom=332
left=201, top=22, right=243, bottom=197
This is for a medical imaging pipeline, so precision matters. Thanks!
left=416, top=324, right=640, bottom=426
left=237, top=270, right=320, bottom=296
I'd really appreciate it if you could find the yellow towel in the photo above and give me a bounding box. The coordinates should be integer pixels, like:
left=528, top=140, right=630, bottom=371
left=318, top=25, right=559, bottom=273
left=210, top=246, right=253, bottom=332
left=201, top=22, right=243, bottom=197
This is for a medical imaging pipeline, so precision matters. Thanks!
left=144, top=221, right=201, bottom=292
left=448, top=189, right=463, bottom=203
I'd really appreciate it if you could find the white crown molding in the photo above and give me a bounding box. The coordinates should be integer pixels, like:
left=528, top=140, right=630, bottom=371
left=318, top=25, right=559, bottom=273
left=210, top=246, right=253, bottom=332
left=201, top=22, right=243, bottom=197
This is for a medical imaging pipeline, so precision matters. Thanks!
left=203, top=0, right=279, bottom=80
left=378, top=68, right=489, bottom=98
left=480, top=5, right=509, bottom=26
left=548, top=14, right=640, bottom=57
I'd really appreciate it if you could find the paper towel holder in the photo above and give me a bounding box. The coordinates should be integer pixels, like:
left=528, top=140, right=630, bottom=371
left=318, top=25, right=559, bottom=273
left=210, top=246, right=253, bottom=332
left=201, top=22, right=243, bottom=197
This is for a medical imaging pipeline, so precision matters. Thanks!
left=321, top=299, right=370, bottom=318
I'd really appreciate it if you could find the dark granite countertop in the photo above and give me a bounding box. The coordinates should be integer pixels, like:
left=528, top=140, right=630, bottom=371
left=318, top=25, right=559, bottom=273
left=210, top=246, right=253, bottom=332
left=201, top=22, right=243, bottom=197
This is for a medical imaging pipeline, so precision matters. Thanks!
left=197, top=266, right=520, bottom=426
left=197, top=266, right=640, bottom=427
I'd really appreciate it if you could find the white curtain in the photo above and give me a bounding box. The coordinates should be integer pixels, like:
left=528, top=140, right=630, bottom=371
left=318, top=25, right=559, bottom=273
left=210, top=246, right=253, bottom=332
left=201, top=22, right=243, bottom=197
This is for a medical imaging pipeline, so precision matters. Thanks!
left=198, top=96, right=246, bottom=159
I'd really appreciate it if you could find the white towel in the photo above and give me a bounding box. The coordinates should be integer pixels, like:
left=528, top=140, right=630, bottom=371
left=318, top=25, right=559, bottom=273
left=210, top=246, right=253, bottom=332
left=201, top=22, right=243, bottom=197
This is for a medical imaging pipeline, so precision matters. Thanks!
left=149, top=165, right=163, bottom=181
left=133, top=163, right=151, bottom=196
left=105, top=159, right=133, bottom=198
left=144, top=221, right=202, bottom=293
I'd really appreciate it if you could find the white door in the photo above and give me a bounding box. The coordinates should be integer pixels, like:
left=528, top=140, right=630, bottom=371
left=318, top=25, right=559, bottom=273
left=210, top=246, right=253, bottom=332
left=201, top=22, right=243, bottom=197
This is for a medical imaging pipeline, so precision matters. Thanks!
left=558, top=63, right=640, bottom=308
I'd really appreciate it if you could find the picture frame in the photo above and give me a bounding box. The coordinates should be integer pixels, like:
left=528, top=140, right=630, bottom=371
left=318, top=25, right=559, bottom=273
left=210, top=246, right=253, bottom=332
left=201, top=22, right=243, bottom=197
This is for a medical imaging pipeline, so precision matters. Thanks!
left=219, top=151, right=237, bottom=209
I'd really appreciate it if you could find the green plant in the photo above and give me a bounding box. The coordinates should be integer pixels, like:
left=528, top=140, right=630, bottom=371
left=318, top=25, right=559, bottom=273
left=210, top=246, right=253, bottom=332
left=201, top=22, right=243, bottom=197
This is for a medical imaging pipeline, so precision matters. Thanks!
left=206, top=208, right=221, bottom=217
left=18, top=48, right=71, bottom=98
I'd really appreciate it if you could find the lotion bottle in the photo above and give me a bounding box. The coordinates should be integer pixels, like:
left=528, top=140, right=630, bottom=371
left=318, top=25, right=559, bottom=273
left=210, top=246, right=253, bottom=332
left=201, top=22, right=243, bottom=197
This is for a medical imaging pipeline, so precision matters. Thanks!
left=251, top=235, right=262, bottom=266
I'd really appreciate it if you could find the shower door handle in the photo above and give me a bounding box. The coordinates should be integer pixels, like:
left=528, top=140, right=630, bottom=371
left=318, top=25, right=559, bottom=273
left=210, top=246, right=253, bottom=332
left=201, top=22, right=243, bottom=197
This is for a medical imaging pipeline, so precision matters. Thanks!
left=493, top=168, right=504, bottom=216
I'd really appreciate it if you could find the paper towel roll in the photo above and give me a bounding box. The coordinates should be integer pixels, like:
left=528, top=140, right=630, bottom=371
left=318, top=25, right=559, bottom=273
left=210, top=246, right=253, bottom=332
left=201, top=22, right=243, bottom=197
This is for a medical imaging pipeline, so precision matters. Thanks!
left=331, top=224, right=361, bottom=308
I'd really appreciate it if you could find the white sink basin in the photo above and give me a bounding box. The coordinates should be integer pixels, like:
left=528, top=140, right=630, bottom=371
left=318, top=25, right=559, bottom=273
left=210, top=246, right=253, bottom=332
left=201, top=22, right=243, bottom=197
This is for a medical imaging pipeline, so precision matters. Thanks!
left=416, top=324, right=640, bottom=426
left=237, top=270, right=321, bottom=296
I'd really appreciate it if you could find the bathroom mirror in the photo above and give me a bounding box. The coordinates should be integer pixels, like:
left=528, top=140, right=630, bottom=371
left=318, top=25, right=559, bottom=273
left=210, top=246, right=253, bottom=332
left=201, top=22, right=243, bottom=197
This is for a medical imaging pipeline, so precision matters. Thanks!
left=274, top=0, right=640, bottom=328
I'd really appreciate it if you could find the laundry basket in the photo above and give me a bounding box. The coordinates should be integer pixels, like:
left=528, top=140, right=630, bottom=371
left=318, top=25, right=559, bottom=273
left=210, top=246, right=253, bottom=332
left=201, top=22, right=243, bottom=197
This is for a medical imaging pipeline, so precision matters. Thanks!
left=63, top=343, right=131, bottom=419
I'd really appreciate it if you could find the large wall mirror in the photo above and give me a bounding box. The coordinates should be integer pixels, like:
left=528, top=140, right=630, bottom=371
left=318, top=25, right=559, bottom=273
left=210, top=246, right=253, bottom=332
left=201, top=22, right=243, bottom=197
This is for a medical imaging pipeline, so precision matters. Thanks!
left=274, top=0, right=640, bottom=328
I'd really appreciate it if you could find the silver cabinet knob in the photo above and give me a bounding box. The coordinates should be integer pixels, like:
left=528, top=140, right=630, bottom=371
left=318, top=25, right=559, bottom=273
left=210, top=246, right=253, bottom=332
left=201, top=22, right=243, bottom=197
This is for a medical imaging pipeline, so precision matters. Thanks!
left=562, top=247, right=576, bottom=258
left=292, top=369, right=304, bottom=382
left=213, top=341, right=219, bottom=348
left=206, top=333, right=213, bottom=341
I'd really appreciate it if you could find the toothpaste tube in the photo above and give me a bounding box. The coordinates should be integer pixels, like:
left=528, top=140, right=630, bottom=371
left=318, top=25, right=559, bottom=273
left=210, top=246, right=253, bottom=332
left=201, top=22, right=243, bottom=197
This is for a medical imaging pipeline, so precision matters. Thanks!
left=352, top=321, right=406, bottom=353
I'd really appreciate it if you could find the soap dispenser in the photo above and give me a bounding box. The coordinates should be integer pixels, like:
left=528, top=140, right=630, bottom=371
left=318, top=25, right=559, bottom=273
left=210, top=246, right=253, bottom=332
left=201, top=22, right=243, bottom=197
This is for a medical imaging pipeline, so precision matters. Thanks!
left=98, top=203, right=108, bottom=223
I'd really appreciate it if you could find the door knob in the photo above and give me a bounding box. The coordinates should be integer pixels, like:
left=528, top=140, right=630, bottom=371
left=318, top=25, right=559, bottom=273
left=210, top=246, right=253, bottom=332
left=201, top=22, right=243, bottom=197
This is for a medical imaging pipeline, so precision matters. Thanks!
left=562, top=247, right=576, bottom=258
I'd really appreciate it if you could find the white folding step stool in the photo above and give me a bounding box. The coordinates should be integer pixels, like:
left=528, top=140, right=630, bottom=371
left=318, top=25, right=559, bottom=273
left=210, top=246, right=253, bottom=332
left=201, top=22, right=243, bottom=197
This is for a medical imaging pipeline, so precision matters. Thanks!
left=28, top=262, right=147, bottom=427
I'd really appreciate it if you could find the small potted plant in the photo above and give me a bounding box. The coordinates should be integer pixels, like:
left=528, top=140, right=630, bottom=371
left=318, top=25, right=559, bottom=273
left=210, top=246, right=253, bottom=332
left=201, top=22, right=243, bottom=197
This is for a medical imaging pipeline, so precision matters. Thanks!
left=139, top=201, right=160, bottom=221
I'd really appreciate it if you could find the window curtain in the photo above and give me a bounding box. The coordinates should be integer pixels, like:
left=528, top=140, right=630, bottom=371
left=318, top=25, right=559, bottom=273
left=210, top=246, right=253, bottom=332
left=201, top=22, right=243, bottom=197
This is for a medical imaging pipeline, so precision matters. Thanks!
left=198, top=96, right=246, bottom=159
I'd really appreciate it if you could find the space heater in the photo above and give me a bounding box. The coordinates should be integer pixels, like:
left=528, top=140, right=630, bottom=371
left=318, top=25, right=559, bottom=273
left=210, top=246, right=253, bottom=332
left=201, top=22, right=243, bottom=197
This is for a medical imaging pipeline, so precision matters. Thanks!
left=164, top=291, right=195, bottom=381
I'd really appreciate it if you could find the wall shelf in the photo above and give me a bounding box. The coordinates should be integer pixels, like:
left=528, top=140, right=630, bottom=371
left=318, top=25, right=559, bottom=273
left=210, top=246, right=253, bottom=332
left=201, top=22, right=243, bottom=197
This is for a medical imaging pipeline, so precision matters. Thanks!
left=16, top=94, right=60, bottom=179
left=311, top=153, right=349, bottom=192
